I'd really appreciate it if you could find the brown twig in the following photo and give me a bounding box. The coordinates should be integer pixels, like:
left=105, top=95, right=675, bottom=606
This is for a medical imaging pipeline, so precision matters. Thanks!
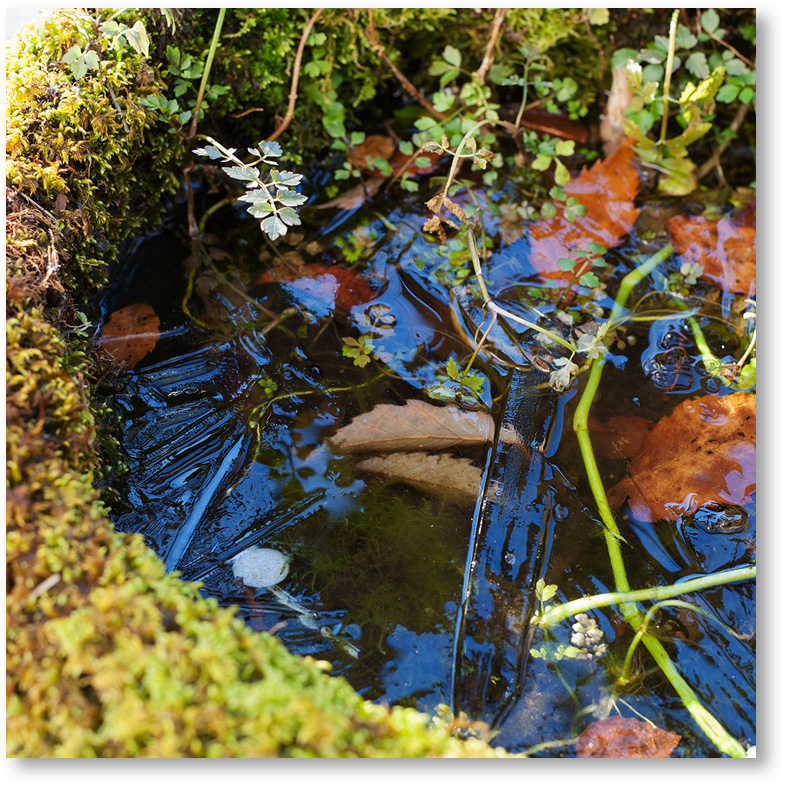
left=701, top=19, right=755, bottom=69
left=106, top=83, right=130, bottom=134
left=696, top=99, right=752, bottom=181
left=366, top=9, right=448, bottom=120
left=267, top=8, right=325, bottom=143
left=472, top=8, right=507, bottom=84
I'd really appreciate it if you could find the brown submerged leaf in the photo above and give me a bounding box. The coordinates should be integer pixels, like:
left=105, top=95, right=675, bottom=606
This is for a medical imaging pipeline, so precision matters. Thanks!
left=667, top=197, right=756, bottom=295
left=607, top=392, right=756, bottom=522
left=314, top=176, right=385, bottom=211
left=330, top=399, right=494, bottom=453
left=576, top=717, right=681, bottom=758
left=98, top=303, right=160, bottom=369
left=357, top=452, right=482, bottom=506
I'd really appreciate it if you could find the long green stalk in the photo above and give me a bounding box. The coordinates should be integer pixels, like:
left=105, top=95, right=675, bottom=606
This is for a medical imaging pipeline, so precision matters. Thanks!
left=659, top=10, right=679, bottom=144
left=188, top=7, right=226, bottom=140
left=539, top=565, right=755, bottom=628
left=572, top=244, right=747, bottom=758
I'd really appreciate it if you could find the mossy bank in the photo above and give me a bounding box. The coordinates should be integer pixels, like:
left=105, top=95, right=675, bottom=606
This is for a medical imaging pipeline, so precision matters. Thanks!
left=5, top=8, right=606, bottom=757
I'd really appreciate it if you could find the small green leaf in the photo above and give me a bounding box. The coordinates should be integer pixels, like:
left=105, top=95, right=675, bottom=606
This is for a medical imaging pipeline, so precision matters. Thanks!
left=553, top=158, right=570, bottom=186
left=531, top=154, right=552, bottom=171
left=588, top=241, right=606, bottom=254
left=701, top=9, right=720, bottom=34
left=554, top=139, right=575, bottom=157
left=443, top=45, right=461, bottom=68
left=587, top=8, right=609, bottom=25
left=558, top=257, right=575, bottom=271
left=398, top=140, right=414, bottom=155
left=579, top=271, right=601, bottom=288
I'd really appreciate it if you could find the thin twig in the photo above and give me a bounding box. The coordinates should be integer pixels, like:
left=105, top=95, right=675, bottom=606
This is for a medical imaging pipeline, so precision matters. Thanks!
left=267, top=8, right=325, bottom=143
left=472, top=8, right=507, bottom=84
left=696, top=100, right=752, bottom=181
left=106, top=83, right=129, bottom=133
left=702, top=22, right=755, bottom=69
left=366, top=9, right=447, bottom=120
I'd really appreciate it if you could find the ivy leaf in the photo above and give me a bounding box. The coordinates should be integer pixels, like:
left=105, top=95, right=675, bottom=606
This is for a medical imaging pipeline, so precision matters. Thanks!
left=123, top=20, right=150, bottom=57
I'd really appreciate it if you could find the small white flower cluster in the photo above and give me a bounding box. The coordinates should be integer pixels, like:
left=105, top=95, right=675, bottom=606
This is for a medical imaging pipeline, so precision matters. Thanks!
left=570, top=612, right=608, bottom=659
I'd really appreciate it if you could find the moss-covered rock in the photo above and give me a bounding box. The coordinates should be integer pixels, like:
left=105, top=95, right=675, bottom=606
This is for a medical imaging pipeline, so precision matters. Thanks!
left=4, top=8, right=525, bottom=758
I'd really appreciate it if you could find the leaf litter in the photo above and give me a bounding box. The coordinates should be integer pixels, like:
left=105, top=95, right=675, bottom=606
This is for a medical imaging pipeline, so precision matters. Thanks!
left=608, top=391, right=755, bottom=523
left=98, top=302, right=160, bottom=369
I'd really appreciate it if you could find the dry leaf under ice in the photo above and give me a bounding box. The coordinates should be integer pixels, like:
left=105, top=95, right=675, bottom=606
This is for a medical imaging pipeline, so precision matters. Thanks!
left=330, top=399, right=494, bottom=453
left=357, top=451, right=483, bottom=506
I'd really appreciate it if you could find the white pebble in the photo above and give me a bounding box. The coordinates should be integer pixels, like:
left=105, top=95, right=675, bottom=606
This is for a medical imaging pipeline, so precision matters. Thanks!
left=232, top=547, right=290, bottom=588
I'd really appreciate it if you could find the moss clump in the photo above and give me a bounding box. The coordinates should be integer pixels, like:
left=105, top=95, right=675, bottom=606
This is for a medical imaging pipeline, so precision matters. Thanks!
left=5, top=9, right=518, bottom=758
left=5, top=9, right=183, bottom=292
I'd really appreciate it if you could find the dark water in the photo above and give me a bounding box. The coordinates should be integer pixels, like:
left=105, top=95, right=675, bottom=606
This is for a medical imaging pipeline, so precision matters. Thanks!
left=100, top=166, right=755, bottom=755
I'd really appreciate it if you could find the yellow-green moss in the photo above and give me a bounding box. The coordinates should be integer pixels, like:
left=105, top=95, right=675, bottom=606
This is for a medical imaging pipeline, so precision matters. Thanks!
left=6, top=9, right=519, bottom=758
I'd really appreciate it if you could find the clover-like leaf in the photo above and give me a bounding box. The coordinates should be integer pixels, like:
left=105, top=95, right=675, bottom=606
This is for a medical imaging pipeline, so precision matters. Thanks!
left=260, top=214, right=287, bottom=240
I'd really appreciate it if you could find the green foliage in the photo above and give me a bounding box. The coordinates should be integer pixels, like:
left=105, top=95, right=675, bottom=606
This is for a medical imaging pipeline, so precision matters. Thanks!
left=614, top=8, right=755, bottom=194
left=194, top=137, right=307, bottom=241
left=429, top=356, right=487, bottom=403
left=5, top=8, right=182, bottom=292
left=341, top=335, right=376, bottom=367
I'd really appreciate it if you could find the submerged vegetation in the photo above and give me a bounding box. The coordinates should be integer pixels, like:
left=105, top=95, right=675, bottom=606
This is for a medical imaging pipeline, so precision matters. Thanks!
left=7, top=7, right=755, bottom=757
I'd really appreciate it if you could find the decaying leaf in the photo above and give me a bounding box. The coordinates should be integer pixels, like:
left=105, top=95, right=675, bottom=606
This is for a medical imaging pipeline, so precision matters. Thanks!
left=588, top=414, right=654, bottom=461
left=527, top=142, right=641, bottom=281
left=314, top=176, right=385, bottom=211
left=330, top=399, right=494, bottom=453
left=346, top=134, right=396, bottom=171
left=667, top=197, right=756, bottom=295
left=608, top=392, right=755, bottom=522
left=357, top=451, right=482, bottom=506
left=98, top=303, right=160, bottom=369
left=576, top=717, right=681, bottom=758
left=255, top=261, right=377, bottom=313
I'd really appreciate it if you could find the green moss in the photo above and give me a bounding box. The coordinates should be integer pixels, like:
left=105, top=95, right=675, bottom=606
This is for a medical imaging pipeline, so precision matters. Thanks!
left=5, top=8, right=520, bottom=758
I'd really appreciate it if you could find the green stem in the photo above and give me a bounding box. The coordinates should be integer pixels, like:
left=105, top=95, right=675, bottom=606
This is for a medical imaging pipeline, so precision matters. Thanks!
left=188, top=7, right=226, bottom=139
left=572, top=243, right=747, bottom=757
left=619, top=597, right=753, bottom=684
left=539, top=566, right=755, bottom=628
left=659, top=10, right=679, bottom=145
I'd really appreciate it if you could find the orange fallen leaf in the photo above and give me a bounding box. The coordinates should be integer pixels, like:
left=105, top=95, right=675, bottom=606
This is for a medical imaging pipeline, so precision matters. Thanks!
left=667, top=197, right=756, bottom=295
left=608, top=391, right=756, bottom=523
left=330, top=399, right=494, bottom=453
left=255, top=262, right=377, bottom=313
left=576, top=717, right=681, bottom=758
left=98, top=303, right=160, bottom=369
left=527, top=142, right=641, bottom=281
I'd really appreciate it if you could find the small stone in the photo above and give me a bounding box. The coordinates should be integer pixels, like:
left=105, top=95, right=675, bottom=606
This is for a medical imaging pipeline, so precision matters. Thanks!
left=232, top=547, right=290, bottom=588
